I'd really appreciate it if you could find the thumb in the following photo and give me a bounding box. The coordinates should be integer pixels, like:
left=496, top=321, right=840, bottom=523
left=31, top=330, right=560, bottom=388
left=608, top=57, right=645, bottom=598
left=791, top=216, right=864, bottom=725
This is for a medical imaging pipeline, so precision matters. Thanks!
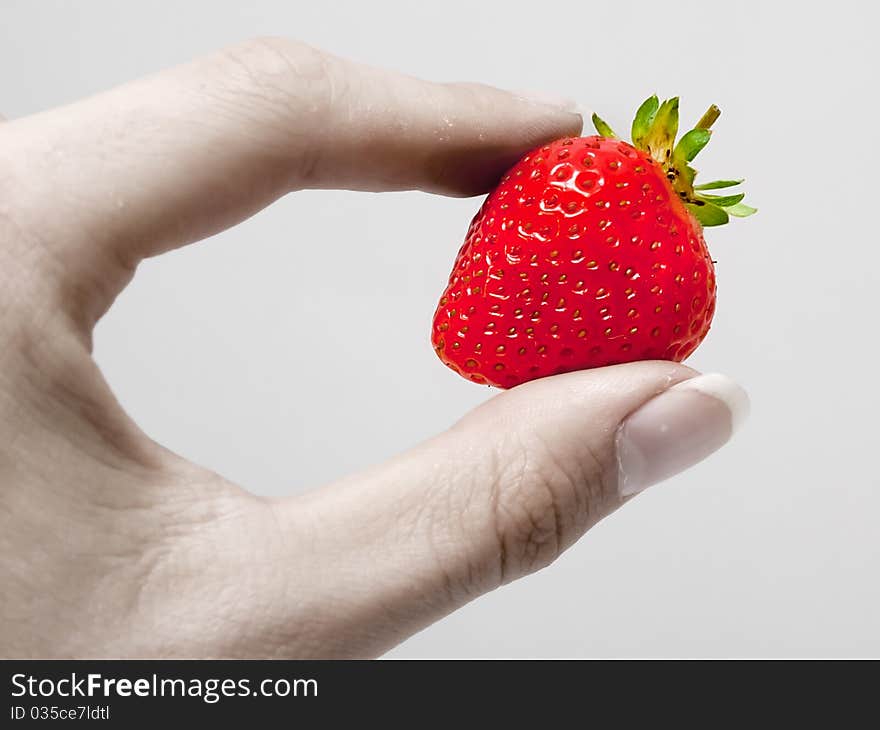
left=273, top=362, right=748, bottom=656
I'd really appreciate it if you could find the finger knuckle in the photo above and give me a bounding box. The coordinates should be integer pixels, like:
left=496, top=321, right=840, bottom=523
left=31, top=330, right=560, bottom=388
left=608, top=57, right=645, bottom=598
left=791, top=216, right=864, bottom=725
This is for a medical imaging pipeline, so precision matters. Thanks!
left=218, top=37, right=338, bottom=115
left=488, top=432, right=605, bottom=582
left=215, top=37, right=343, bottom=182
left=224, top=37, right=328, bottom=86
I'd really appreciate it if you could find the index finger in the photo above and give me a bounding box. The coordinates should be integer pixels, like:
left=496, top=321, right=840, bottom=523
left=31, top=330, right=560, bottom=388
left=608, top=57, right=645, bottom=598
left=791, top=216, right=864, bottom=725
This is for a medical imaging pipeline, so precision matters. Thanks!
left=4, top=37, right=581, bottom=313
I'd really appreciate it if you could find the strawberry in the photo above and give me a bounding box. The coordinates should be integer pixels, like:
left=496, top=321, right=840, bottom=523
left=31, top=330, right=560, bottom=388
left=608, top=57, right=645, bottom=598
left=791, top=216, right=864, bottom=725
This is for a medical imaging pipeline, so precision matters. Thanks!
left=431, top=96, right=755, bottom=388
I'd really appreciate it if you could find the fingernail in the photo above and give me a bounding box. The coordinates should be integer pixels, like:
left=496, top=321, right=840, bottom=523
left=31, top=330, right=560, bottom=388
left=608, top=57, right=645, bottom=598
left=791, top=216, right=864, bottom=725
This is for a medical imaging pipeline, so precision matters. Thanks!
left=511, top=89, right=580, bottom=113
left=616, top=373, right=750, bottom=497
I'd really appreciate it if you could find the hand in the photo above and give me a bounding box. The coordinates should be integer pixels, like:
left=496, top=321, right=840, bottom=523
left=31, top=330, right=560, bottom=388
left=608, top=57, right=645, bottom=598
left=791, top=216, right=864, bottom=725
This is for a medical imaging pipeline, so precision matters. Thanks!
left=0, top=38, right=748, bottom=658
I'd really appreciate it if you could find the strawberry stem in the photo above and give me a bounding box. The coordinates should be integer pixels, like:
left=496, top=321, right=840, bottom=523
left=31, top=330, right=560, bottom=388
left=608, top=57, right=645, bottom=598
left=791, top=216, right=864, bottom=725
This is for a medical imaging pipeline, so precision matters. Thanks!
left=594, top=95, right=758, bottom=226
left=695, top=104, right=721, bottom=130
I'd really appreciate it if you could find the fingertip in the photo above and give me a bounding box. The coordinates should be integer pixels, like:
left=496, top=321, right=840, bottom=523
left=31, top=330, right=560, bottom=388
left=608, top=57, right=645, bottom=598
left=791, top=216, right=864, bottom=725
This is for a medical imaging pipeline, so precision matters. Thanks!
left=509, top=89, right=580, bottom=112
left=616, top=372, right=749, bottom=497
left=669, top=372, right=751, bottom=434
left=497, top=90, right=585, bottom=142
left=505, top=90, right=585, bottom=138
left=420, top=84, right=584, bottom=196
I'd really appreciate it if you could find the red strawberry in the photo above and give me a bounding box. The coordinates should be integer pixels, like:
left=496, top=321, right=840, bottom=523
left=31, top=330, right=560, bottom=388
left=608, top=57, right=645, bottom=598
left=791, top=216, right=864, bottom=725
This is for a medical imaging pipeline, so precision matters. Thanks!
left=431, top=96, right=755, bottom=388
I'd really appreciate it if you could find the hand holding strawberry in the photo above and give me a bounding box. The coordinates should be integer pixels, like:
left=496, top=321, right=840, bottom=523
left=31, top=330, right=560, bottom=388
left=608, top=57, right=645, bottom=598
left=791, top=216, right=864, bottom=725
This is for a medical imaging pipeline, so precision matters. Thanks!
left=0, top=39, right=749, bottom=659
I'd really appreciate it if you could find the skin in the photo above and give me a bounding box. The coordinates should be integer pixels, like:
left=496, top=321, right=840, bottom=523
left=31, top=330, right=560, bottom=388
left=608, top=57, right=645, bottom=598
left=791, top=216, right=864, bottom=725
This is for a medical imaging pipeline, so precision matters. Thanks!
left=0, top=38, right=697, bottom=658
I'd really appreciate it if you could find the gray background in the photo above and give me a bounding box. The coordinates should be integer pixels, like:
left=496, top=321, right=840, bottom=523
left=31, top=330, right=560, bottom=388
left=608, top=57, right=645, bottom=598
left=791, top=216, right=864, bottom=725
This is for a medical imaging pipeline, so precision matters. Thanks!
left=2, top=0, right=877, bottom=657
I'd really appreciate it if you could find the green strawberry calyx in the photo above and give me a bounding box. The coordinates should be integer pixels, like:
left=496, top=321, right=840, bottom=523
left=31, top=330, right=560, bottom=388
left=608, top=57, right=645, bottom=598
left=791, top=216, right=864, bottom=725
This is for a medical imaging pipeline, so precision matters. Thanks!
left=591, top=96, right=756, bottom=227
